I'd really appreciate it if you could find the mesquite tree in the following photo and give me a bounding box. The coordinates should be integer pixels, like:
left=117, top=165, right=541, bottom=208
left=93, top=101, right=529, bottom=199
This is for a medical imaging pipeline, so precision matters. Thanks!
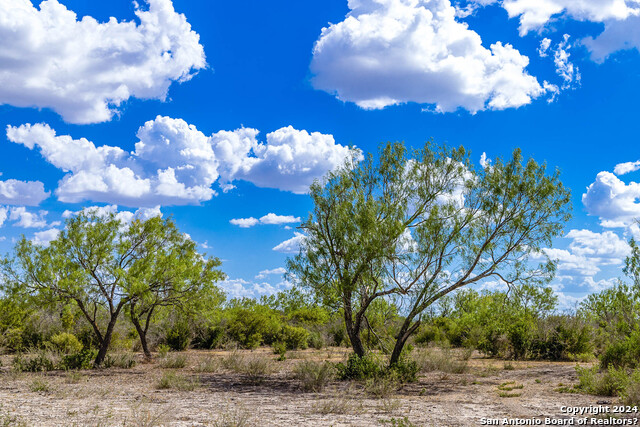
left=287, top=142, right=571, bottom=365
left=1, top=211, right=223, bottom=365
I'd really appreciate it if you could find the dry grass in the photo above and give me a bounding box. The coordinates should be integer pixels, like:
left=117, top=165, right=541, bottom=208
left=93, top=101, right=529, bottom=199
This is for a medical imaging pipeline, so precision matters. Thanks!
left=155, top=371, right=200, bottom=391
left=411, top=348, right=469, bottom=374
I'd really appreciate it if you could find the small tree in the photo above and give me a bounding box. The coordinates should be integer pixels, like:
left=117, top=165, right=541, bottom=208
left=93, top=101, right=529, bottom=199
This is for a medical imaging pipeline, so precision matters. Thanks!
left=288, top=141, right=571, bottom=366
left=124, top=217, right=225, bottom=359
left=1, top=211, right=224, bottom=366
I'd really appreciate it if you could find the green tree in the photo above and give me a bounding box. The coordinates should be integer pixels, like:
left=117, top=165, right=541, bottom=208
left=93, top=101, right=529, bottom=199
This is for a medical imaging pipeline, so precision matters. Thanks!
left=1, top=211, right=224, bottom=366
left=288, top=141, right=570, bottom=366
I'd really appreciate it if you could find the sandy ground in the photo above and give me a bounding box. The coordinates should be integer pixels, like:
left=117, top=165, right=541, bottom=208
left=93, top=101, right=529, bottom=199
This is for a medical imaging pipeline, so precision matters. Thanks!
left=0, top=348, right=635, bottom=426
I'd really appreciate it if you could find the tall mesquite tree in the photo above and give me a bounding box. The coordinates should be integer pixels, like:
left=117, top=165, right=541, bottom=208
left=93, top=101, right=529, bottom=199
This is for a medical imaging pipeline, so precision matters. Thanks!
left=287, top=142, right=571, bottom=365
left=0, top=211, right=224, bottom=366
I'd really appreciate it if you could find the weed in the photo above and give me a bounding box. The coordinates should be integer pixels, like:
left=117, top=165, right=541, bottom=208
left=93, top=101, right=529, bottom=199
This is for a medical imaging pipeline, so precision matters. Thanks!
left=29, top=377, right=51, bottom=393
left=498, top=381, right=524, bottom=391
left=211, top=405, right=254, bottom=427
left=498, top=391, right=522, bottom=398
left=159, top=353, right=187, bottom=369
left=242, top=357, right=275, bottom=382
left=293, top=360, right=335, bottom=392
left=380, top=416, right=418, bottom=427
left=103, top=352, right=137, bottom=369
left=65, top=370, right=85, bottom=384
left=364, top=372, right=400, bottom=399
left=503, top=362, right=515, bottom=371
left=379, top=398, right=401, bottom=414
left=155, top=371, right=200, bottom=391
left=411, top=348, right=467, bottom=374
left=312, top=396, right=363, bottom=415
left=194, top=356, right=220, bottom=373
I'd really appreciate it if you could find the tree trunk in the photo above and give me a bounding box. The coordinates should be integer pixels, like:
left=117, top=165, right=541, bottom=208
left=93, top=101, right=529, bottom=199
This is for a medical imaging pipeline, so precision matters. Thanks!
left=389, top=318, right=421, bottom=366
left=94, top=318, right=117, bottom=367
left=344, top=308, right=366, bottom=357
left=131, top=315, right=152, bottom=360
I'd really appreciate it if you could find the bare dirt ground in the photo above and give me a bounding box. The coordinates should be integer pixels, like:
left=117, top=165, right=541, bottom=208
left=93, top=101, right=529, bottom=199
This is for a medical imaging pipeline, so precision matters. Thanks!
left=0, top=347, right=632, bottom=426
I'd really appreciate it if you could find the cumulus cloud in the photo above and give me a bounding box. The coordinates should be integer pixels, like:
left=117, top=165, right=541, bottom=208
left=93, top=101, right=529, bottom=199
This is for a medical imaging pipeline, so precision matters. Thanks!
left=255, top=267, right=287, bottom=279
left=64, top=204, right=162, bottom=224
left=0, top=0, right=206, bottom=124
left=9, top=207, right=49, bottom=228
left=32, top=228, right=60, bottom=246
left=0, top=206, right=7, bottom=227
left=311, top=0, right=548, bottom=113
left=217, top=126, right=359, bottom=194
left=539, top=229, right=629, bottom=293
left=230, top=213, right=301, bottom=228
left=229, top=217, right=259, bottom=228
left=479, top=152, right=491, bottom=168
left=0, top=175, right=49, bottom=206
left=219, top=277, right=292, bottom=299
left=582, top=171, right=640, bottom=227
left=272, top=232, right=306, bottom=253
left=614, top=160, right=640, bottom=176
left=8, top=118, right=356, bottom=206
left=471, top=0, right=640, bottom=61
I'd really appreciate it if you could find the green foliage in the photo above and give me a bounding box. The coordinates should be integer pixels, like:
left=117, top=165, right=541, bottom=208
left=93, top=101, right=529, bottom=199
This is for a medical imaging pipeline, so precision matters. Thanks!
left=288, top=141, right=571, bottom=366
left=165, top=322, right=191, bottom=352
left=389, top=355, right=419, bottom=383
left=48, top=332, right=83, bottom=354
left=278, top=324, right=309, bottom=350
left=335, top=353, right=383, bottom=380
left=60, top=348, right=98, bottom=370
left=12, top=350, right=56, bottom=372
left=600, top=329, right=640, bottom=369
left=293, top=360, right=336, bottom=392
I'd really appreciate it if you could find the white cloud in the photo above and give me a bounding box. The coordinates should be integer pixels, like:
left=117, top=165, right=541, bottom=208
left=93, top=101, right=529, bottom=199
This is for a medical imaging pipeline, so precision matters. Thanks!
left=539, top=229, right=629, bottom=295
left=479, top=152, right=491, bottom=168
left=8, top=118, right=356, bottom=206
left=0, top=207, right=7, bottom=227
left=0, top=0, right=205, bottom=124
left=614, top=160, right=640, bottom=176
left=32, top=228, right=60, bottom=246
left=553, top=35, right=580, bottom=89
left=489, top=0, right=639, bottom=35
left=582, top=171, right=640, bottom=227
left=66, top=204, right=162, bottom=224
left=9, top=207, right=48, bottom=228
left=229, top=217, right=259, bottom=228
left=217, top=126, right=360, bottom=194
left=219, top=278, right=292, bottom=300
left=231, top=213, right=301, bottom=228
left=311, top=0, right=547, bottom=113
left=472, top=0, right=640, bottom=61
left=272, top=232, right=306, bottom=253
left=0, top=175, right=49, bottom=206
left=538, top=38, right=552, bottom=57
left=255, top=267, right=287, bottom=279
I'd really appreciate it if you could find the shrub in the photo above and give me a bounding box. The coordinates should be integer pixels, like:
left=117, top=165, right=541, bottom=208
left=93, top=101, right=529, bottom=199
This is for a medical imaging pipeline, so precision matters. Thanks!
left=293, top=360, right=335, bottom=392
left=60, top=348, right=98, bottom=370
left=272, top=341, right=287, bottom=361
left=307, top=332, right=325, bottom=350
left=242, top=357, right=275, bottom=382
left=335, top=353, right=382, bottom=380
left=279, top=325, right=309, bottom=350
left=165, top=322, right=191, bottom=352
left=48, top=333, right=83, bottom=354
left=13, top=350, right=57, bottom=372
left=389, top=356, right=419, bottom=383
left=364, top=372, right=400, bottom=398
left=194, top=357, right=220, bottom=373
left=159, top=353, right=187, bottom=369
left=600, top=330, right=640, bottom=369
left=576, top=365, right=628, bottom=396
left=156, top=371, right=199, bottom=391
left=411, top=348, right=468, bottom=374
left=1, top=328, right=25, bottom=352
left=102, top=352, right=137, bottom=369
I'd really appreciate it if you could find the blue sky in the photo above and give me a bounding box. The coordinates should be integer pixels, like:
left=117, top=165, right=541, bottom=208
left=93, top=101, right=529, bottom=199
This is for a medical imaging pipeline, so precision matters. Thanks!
left=1, top=0, right=640, bottom=308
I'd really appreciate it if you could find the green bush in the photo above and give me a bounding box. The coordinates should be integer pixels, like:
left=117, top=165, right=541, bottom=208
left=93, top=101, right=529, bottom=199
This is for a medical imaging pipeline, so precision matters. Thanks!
left=600, top=330, right=640, bottom=369
left=279, top=325, right=309, bottom=350
left=1, top=328, right=25, bottom=352
left=60, top=348, right=98, bottom=370
left=165, top=322, right=191, bottom=351
left=49, top=333, right=83, bottom=354
left=336, top=353, right=383, bottom=380
left=13, top=350, right=57, bottom=372
left=307, top=331, right=325, bottom=350
left=389, top=356, right=419, bottom=383
left=294, top=360, right=335, bottom=392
